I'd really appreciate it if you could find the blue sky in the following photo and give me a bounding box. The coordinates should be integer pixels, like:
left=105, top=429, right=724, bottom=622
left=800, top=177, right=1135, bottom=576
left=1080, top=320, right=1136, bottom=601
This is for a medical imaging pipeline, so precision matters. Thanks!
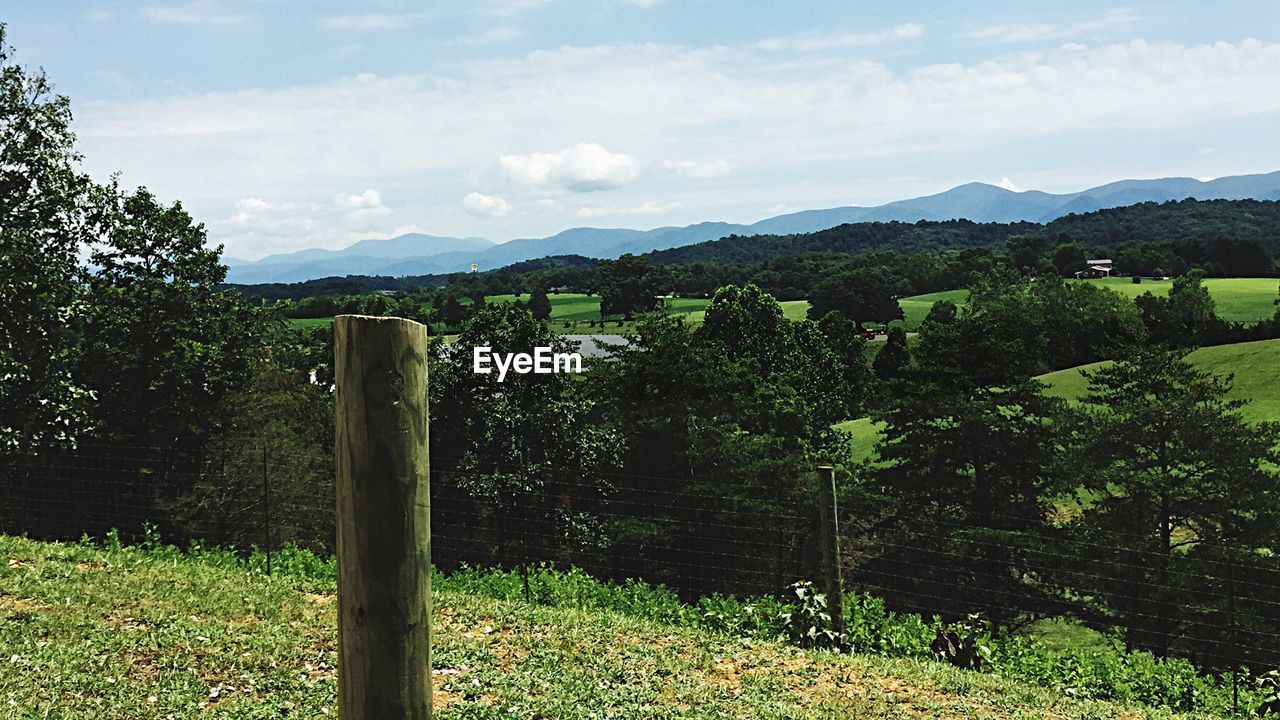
left=5, top=1, right=1280, bottom=260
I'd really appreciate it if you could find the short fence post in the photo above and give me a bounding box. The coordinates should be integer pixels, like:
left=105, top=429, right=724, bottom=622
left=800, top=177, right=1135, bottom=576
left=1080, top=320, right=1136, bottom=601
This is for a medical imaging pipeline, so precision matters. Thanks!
left=1227, top=547, right=1238, bottom=717
left=334, top=315, right=431, bottom=720
left=817, top=465, right=844, bottom=637
left=262, top=443, right=271, bottom=576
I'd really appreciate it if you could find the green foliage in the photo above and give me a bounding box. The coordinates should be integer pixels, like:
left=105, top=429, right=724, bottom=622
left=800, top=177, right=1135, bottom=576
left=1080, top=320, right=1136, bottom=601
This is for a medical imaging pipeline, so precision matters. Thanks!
left=872, top=326, right=911, bottom=379
left=0, top=27, right=101, bottom=449
left=596, top=252, right=664, bottom=318
left=431, top=303, right=622, bottom=567
left=528, top=287, right=552, bottom=320
left=1066, top=349, right=1280, bottom=666
left=1135, top=270, right=1223, bottom=347
left=78, top=186, right=265, bottom=442
left=778, top=580, right=846, bottom=650
left=807, top=268, right=906, bottom=326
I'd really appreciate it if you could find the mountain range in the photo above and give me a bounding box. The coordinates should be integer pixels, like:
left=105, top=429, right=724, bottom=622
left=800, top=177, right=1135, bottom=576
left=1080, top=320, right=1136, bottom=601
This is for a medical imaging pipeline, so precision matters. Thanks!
left=224, top=171, right=1280, bottom=285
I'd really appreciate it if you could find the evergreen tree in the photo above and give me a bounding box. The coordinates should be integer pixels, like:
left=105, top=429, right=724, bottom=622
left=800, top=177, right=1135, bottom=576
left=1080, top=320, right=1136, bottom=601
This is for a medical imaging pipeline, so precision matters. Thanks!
left=873, top=326, right=911, bottom=380
left=1066, top=349, right=1280, bottom=661
left=528, top=288, right=553, bottom=321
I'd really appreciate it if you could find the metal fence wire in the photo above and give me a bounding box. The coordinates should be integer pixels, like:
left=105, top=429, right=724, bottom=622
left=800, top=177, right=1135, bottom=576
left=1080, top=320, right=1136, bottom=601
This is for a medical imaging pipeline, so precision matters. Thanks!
left=2, top=436, right=1279, bottom=679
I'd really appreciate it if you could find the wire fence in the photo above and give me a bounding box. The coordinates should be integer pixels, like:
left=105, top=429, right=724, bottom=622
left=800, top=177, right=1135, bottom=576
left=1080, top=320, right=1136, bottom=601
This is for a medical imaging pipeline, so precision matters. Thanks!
left=2, top=436, right=1279, bottom=685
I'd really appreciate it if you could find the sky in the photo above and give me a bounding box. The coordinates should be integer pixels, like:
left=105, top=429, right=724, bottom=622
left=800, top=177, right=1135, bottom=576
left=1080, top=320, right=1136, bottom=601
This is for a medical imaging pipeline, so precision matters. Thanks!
left=5, top=1, right=1280, bottom=260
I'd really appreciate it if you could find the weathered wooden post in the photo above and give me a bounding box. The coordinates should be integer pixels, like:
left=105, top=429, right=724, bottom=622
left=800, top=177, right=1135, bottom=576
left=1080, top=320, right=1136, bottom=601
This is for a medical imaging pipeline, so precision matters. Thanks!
left=817, top=465, right=844, bottom=637
left=334, top=315, right=431, bottom=720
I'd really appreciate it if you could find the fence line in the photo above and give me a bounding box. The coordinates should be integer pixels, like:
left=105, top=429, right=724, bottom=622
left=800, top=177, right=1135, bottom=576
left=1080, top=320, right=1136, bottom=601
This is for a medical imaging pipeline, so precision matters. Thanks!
left=2, top=436, right=1278, bottom=681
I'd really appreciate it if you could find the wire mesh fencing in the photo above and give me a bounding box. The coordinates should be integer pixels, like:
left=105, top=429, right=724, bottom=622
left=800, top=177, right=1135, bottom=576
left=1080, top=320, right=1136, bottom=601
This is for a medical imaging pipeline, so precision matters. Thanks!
left=2, top=436, right=1279, bottom=685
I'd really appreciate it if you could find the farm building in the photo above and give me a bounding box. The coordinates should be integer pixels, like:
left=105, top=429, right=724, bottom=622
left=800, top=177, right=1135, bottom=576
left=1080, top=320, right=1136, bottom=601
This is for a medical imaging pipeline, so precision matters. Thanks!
left=1075, top=259, right=1115, bottom=279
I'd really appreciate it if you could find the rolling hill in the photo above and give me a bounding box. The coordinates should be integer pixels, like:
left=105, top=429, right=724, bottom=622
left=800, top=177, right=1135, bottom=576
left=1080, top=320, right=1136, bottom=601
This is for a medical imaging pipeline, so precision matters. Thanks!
left=840, top=337, right=1280, bottom=464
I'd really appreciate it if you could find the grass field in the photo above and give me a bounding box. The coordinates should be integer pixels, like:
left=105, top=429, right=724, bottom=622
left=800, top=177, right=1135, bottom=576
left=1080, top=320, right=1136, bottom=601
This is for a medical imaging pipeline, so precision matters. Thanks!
left=1038, top=337, right=1280, bottom=424
left=0, top=535, right=1227, bottom=719
left=286, top=316, right=334, bottom=330
left=896, top=289, right=968, bottom=329
left=888, top=278, right=1279, bottom=330
left=1080, top=277, right=1279, bottom=324
left=841, top=337, right=1280, bottom=463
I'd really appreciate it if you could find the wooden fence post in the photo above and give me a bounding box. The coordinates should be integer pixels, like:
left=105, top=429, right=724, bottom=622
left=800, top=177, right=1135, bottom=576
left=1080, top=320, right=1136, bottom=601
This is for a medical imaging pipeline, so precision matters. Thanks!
left=335, top=315, right=431, bottom=720
left=817, top=465, right=844, bottom=637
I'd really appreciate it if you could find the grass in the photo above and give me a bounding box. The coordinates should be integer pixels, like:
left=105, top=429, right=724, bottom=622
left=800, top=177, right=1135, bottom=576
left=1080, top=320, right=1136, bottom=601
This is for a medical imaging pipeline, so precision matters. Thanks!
left=1080, top=277, right=1279, bottom=324
left=895, top=289, right=968, bottom=330
left=889, top=278, right=1279, bottom=330
left=833, top=417, right=886, bottom=465
left=841, top=337, right=1280, bottom=463
left=0, top=535, right=1230, bottom=719
left=1039, top=337, right=1280, bottom=423
left=286, top=317, right=334, bottom=329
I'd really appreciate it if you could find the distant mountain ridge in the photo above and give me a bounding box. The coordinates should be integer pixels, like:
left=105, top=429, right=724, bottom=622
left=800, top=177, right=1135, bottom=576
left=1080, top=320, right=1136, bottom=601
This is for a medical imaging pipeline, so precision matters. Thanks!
left=224, top=171, right=1280, bottom=284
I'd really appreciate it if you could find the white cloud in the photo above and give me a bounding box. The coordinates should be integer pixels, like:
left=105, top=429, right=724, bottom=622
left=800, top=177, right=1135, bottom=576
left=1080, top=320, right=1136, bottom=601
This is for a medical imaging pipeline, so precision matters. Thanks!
left=575, top=200, right=681, bottom=219
left=663, top=159, right=733, bottom=178
left=335, top=188, right=387, bottom=212
left=758, top=23, right=924, bottom=52
left=228, top=197, right=269, bottom=225
left=995, top=177, right=1022, bottom=192
left=500, top=143, right=640, bottom=192
left=463, top=192, right=512, bottom=217
left=76, top=38, right=1280, bottom=257
left=141, top=2, right=245, bottom=26
left=319, top=13, right=427, bottom=30
left=968, top=9, right=1139, bottom=43
left=620, top=0, right=663, bottom=7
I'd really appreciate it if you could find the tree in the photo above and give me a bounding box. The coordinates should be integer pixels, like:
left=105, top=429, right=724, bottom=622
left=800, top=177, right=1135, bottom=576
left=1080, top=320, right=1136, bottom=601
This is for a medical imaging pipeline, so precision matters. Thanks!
left=1051, top=242, right=1087, bottom=276
left=1006, top=234, right=1050, bottom=273
left=873, top=326, right=911, bottom=380
left=77, top=186, right=263, bottom=443
left=430, top=304, right=621, bottom=571
left=528, top=288, right=553, bottom=321
left=1066, top=349, right=1280, bottom=662
left=597, top=253, right=662, bottom=319
left=807, top=268, right=904, bottom=327
left=0, top=26, right=101, bottom=449
left=1136, top=269, right=1220, bottom=347
left=439, top=296, right=468, bottom=328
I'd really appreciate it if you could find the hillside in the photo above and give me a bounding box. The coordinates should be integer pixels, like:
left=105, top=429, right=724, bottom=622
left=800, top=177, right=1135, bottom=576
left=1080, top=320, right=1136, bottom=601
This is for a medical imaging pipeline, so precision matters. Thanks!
left=841, top=337, right=1280, bottom=463
left=0, top=536, right=1225, bottom=719
left=225, top=173, right=1280, bottom=284
left=1039, top=337, right=1280, bottom=423
left=651, top=199, right=1280, bottom=268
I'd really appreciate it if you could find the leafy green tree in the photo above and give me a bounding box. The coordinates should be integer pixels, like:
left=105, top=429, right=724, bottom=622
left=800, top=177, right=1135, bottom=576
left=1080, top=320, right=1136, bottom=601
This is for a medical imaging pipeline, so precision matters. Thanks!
left=597, top=253, right=663, bottom=318
left=1051, top=242, right=1087, bottom=276
left=439, top=296, right=468, bottom=328
left=77, top=186, right=263, bottom=442
left=1135, top=269, right=1220, bottom=347
left=528, top=288, right=553, bottom=321
left=873, top=326, right=911, bottom=380
left=1006, top=234, right=1050, bottom=273
left=807, top=268, right=904, bottom=327
left=0, top=27, right=101, bottom=448
left=1066, top=349, right=1280, bottom=662
left=431, top=304, right=621, bottom=569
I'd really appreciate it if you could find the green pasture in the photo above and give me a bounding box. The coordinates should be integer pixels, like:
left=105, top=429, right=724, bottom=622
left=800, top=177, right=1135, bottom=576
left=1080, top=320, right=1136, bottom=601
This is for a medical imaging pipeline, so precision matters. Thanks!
left=1076, top=277, right=1280, bottom=323
left=841, top=337, right=1280, bottom=464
